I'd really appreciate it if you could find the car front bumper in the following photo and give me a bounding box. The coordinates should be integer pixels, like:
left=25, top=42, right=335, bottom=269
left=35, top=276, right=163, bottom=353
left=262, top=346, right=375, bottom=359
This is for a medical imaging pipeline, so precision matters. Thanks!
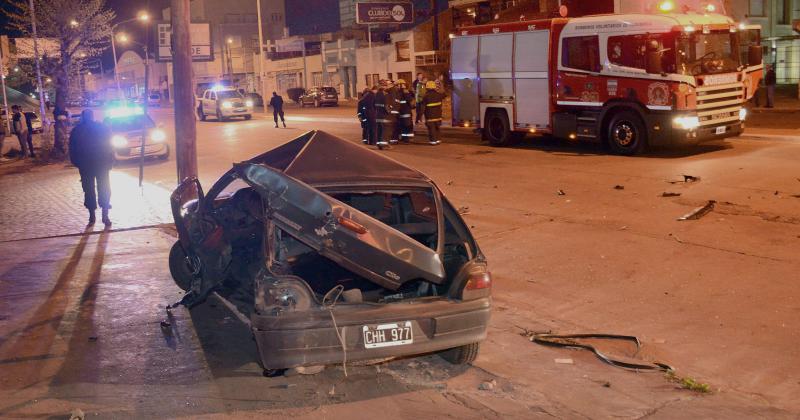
left=252, top=297, right=491, bottom=370
left=113, top=143, right=169, bottom=160
left=646, top=112, right=744, bottom=146
left=220, top=107, right=252, bottom=117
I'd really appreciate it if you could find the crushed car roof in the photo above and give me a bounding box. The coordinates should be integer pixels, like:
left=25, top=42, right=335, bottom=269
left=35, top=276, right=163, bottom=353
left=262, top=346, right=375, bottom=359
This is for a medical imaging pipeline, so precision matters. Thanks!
left=247, top=130, right=432, bottom=186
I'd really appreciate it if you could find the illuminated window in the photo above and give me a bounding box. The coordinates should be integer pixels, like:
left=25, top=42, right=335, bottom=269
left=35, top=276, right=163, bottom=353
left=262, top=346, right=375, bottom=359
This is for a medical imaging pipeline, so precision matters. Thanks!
left=562, top=36, right=600, bottom=72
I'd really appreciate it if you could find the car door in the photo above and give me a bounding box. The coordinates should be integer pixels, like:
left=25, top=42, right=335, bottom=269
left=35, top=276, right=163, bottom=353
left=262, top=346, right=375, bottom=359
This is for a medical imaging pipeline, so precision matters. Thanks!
left=234, top=162, right=446, bottom=291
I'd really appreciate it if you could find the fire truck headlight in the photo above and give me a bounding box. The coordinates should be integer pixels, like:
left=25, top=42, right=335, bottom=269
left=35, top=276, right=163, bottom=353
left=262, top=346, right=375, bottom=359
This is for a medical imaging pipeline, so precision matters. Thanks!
left=739, top=108, right=747, bottom=121
left=673, top=116, right=700, bottom=130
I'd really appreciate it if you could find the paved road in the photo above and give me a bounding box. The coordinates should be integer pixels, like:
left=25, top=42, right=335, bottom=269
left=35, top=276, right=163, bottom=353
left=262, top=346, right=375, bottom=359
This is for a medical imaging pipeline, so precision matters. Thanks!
left=1, top=105, right=798, bottom=418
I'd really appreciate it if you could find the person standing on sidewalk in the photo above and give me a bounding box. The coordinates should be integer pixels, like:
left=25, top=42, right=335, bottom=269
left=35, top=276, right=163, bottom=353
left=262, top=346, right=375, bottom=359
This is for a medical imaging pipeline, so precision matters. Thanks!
left=421, top=81, right=444, bottom=145
left=11, top=106, right=30, bottom=158
left=357, top=88, right=372, bottom=144
left=414, top=73, right=427, bottom=125
left=374, top=82, right=391, bottom=149
left=69, top=109, right=114, bottom=226
left=269, top=92, right=287, bottom=128
left=765, top=65, right=776, bottom=108
left=23, top=111, right=36, bottom=158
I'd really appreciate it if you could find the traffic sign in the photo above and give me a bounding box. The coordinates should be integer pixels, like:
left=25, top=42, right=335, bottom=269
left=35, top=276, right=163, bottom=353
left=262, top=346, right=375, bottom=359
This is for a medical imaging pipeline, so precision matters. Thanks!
left=155, top=22, right=213, bottom=62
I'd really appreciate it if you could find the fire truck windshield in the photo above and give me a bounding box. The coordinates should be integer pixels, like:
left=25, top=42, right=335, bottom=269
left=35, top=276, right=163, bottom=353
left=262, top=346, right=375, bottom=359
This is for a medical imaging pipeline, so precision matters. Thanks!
left=676, top=31, right=740, bottom=75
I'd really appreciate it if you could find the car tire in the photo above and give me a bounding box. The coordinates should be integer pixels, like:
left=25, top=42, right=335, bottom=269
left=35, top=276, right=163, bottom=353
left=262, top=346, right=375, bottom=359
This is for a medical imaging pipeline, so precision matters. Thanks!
left=244, top=114, right=252, bottom=120
left=198, top=105, right=206, bottom=121
left=483, top=110, right=518, bottom=147
left=216, top=108, right=225, bottom=122
left=168, top=241, right=194, bottom=292
left=439, top=342, right=480, bottom=365
left=159, top=145, right=170, bottom=160
left=314, top=99, right=320, bottom=108
left=606, top=110, right=647, bottom=155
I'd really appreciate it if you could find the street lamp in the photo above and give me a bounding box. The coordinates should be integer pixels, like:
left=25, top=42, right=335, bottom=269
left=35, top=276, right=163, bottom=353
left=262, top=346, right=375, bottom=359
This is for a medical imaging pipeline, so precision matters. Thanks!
left=110, top=11, right=150, bottom=101
left=69, top=19, right=79, bottom=28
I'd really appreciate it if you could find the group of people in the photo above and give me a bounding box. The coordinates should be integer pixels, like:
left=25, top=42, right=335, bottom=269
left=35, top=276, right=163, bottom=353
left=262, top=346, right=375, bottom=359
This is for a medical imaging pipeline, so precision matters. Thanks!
left=357, top=73, right=445, bottom=149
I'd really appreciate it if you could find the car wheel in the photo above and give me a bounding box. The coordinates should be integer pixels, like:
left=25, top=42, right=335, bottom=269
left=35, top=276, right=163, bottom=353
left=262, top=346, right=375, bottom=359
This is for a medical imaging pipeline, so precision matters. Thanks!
left=244, top=114, right=252, bottom=120
left=314, top=99, right=320, bottom=108
left=198, top=105, right=206, bottom=121
left=216, top=108, right=225, bottom=121
left=439, top=342, right=480, bottom=365
left=606, top=110, right=647, bottom=155
left=483, top=110, right=518, bottom=147
left=168, top=241, right=194, bottom=291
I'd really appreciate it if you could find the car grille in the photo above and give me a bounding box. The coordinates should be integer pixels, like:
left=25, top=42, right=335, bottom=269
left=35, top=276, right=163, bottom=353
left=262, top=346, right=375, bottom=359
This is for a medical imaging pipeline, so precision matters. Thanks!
left=232, top=101, right=245, bottom=108
left=695, top=81, right=743, bottom=128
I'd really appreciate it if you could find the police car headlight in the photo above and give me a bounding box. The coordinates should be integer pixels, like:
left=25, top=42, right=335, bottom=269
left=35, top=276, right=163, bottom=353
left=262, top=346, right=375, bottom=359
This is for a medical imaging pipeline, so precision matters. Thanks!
left=150, top=128, right=166, bottom=143
left=221, top=101, right=233, bottom=109
left=739, top=108, right=747, bottom=121
left=673, top=116, right=700, bottom=130
left=111, top=134, right=128, bottom=148
left=245, top=100, right=254, bottom=107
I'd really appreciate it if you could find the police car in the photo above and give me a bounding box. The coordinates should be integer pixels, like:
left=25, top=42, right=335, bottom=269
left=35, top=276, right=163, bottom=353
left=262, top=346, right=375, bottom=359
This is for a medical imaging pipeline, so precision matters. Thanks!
left=105, top=106, right=170, bottom=162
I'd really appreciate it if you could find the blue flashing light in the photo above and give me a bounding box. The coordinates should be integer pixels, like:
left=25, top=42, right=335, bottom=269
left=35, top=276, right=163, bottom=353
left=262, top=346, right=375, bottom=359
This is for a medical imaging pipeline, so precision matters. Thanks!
left=211, top=84, right=226, bottom=91
left=106, top=105, right=144, bottom=119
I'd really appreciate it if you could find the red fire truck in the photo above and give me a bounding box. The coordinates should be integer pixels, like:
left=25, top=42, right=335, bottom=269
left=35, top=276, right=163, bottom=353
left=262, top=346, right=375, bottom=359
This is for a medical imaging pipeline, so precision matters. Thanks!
left=449, top=3, right=763, bottom=154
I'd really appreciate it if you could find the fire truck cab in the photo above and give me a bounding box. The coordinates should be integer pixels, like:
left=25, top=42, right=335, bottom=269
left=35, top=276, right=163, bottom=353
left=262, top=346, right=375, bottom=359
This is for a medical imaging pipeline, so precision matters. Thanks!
left=450, top=10, right=763, bottom=154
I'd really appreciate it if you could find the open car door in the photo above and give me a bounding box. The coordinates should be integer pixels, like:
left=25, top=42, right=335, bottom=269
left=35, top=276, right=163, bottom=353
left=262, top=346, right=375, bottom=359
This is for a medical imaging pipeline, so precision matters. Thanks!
left=235, top=163, right=446, bottom=291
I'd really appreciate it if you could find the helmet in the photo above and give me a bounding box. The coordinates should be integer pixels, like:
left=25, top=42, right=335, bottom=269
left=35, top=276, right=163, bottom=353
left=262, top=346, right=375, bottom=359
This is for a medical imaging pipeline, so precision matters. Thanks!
left=425, top=81, right=437, bottom=90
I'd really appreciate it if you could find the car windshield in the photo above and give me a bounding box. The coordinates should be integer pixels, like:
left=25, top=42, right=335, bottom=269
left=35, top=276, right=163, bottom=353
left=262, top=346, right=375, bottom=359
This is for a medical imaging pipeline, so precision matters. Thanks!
left=217, top=90, right=244, bottom=100
left=321, top=87, right=336, bottom=93
left=677, top=31, right=740, bottom=75
left=105, top=114, right=155, bottom=131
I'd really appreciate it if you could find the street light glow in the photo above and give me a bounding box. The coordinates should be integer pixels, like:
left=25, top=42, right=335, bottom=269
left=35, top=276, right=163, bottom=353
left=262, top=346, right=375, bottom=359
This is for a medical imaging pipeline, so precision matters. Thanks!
left=227, top=37, right=233, bottom=44
left=658, top=1, right=675, bottom=12
left=13, top=67, right=19, bottom=72
left=70, top=19, right=79, bottom=27
left=46, top=78, right=52, bottom=82
left=117, top=33, right=129, bottom=43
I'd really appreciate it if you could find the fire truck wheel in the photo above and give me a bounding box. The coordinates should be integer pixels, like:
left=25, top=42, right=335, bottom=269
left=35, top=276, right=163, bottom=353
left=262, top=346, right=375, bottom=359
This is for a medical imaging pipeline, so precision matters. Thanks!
left=483, top=110, right=517, bottom=146
left=607, top=111, right=647, bottom=155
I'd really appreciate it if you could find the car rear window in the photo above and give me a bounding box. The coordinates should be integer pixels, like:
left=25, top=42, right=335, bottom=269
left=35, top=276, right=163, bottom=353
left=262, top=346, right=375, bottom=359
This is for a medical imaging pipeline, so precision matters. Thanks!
left=328, top=189, right=438, bottom=250
left=321, top=87, right=337, bottom=93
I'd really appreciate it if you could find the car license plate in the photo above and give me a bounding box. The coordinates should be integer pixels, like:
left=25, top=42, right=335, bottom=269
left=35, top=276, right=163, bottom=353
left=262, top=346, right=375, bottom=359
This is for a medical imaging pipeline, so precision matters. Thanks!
left=715, top=126, right=726, bottom=135
left=235, top=108, right=246, bottom=113
left=363, top=321, right=413, bottom=348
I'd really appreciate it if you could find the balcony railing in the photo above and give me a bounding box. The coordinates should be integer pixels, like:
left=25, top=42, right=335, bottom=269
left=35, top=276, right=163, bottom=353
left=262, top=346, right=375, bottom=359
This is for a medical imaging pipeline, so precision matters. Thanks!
left=415, top=50, right=449, bottom=67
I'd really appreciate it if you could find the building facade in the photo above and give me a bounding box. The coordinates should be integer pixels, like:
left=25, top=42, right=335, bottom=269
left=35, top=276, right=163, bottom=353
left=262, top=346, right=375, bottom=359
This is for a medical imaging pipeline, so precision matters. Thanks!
left=729, top=0, right=800, bottom=83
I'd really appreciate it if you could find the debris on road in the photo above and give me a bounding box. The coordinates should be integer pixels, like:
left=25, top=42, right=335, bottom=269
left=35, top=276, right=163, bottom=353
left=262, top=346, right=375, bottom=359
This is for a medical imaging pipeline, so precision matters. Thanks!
left=69, top=408, right=85, bottom=420
left=668, top=175, right=701, bottom=184
left=555, top=358, right=574, bottom=365
left=661, top=192, right=681, bottom=197
left=446, top=180, right=453, bottom=185
left=531, top=333, right=673, bottom=371
left=478, top=379, right=497, bottom=390
left=557, top=189, right=566, bottom=196
left=677, top=200, right=716, bottom=221
left=457, top=206, right=471, bottom=215
left=160, top=321, right=171, bottom=329
left=88, top=336, right=98, bottom=342
left=613, top=185, right=625, bottom=190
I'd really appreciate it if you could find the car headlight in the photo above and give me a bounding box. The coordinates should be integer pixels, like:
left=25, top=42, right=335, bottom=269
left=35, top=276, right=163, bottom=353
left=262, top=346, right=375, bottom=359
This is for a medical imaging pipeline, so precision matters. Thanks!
left=150, top=128, right=166, bottom=143
left=245, top=100, right=254, bottom=107
left=221, top=101, right=233, bottom=109
left=111, top=134, right=128, bottom=148
left=739, top=108, right=747, bottom=121
left=673, top=116, right=700, bottom=130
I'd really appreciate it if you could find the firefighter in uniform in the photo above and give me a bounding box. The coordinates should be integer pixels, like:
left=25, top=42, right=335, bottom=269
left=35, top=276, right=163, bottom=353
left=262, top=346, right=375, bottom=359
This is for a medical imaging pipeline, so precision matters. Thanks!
left=421, top=81, right=444, bottom=145
left=374, top=81, right=391, bottom=149
left=357, top=87, right=372, bottom=144
left=395, top=80, right=415, bottom=143
left=387, top=80, right=401, bottom=145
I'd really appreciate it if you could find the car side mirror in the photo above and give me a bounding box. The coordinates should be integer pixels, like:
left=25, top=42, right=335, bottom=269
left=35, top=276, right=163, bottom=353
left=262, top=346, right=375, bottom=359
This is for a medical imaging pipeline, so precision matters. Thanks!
left=646, top=51, right=664, bottom=74
left=748, top=45, right=763, bottom=66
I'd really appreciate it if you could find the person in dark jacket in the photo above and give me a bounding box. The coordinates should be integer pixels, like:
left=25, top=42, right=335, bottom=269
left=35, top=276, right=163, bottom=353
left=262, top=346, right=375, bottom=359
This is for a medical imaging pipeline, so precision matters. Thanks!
left=69, top=109, right=114, bottom=226
left=269, top=92, right=286, bottom=128
left=374, top=82, right=391, bottom=149
left=24, top=111, right=36, bottom=158
left=11, top=105, right=31, bottom=158
left=421, top=81, right=444, bottom=145
left=386, top=81, right=401, bottom=145
left=357, top=88, right=372, bottom=144
left=764, top=65, right=776, bottom=108
left=395, top=80, right=415, bottom=143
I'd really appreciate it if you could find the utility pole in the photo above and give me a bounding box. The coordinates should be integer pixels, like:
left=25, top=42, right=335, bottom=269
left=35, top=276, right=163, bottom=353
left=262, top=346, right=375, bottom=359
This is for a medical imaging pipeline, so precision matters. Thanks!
left=28, top=0, right=49, bottom=143
left=0, top=46, right=11, bottom=139
left=139, top=41, right=150, bottom=186
left=256, top=0, right=266, bottom=97
left=171, top=0, right=197, bottom=182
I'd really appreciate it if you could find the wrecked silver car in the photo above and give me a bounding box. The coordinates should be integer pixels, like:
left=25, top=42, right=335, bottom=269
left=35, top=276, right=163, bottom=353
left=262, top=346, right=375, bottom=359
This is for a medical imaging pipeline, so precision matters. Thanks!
left=169, top=131, right=491, bottom=373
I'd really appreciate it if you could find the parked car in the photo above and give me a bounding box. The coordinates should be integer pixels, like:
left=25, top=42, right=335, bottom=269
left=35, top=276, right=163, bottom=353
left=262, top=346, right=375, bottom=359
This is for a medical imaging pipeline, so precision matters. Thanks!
left=168, top=130, right=490, bottom=374
left=197, top=88, right=253, bottom=121
left=147, top=93, right=162, bottom=107
left=105, top=105, right=169, bottom=162
left=300, top=86, right=339, bottom=107
left=286, top=87, right=305, bottom=104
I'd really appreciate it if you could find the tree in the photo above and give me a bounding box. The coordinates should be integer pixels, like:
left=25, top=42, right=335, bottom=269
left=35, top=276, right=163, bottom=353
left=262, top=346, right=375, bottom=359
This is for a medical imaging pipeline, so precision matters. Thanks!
left=4, top=0, right=114, bottom=152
